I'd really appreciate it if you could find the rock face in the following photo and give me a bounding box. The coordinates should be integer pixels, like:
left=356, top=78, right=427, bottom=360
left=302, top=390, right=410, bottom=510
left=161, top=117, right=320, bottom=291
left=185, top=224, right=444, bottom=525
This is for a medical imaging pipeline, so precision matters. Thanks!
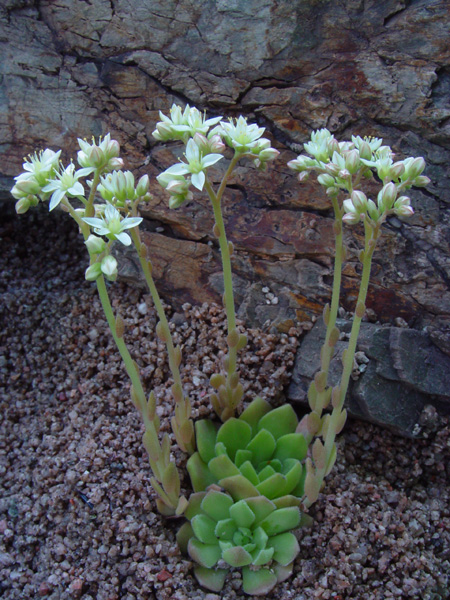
left=288, top=319, right=450, bottom=436
left=1, top=1, right=450, bottom=425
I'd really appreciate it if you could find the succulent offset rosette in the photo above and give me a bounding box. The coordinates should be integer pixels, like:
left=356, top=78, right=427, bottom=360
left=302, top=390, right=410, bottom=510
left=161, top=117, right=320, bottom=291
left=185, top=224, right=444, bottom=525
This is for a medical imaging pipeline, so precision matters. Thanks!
left=177, top=487, right=301, bottom=595
left=187, top=397, right=308, bottom=507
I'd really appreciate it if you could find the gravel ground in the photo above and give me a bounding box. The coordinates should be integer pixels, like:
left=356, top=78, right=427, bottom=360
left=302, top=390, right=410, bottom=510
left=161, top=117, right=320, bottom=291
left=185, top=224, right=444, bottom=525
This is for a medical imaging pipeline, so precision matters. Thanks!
left=0, top=202, right=449, bottom=600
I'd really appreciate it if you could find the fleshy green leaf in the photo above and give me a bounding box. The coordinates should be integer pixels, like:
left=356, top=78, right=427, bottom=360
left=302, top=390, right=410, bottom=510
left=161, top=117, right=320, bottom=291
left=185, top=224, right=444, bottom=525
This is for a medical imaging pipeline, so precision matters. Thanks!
left=215, top=518, right=237, bottom=541
left=251, top=546, right=274, bottom=566
left=201, top=490, right=234, bottom=522
left=257, top=404, right=299, bottom=440
left=216, top=418, right=252, bottom=461
left=267, top=532, right=300, bottom=566
left=258, top=464, right=276, bottom=482
left=259, top=506, right=301, bottom=536
left=208, top=454, right=241, bottom=480
left=274, top=433, right=307, bottom=462
left=195, top=419, right=219, bottom=463
left=188, top=538, right=221, bottom=569
left=176, top=521, right=194, bottom=554
left=242, top=566, right=278, bottom=595
left=194, top=566, right=227, bottom=592
left=185, top=491, right=206, bottom=521
left=239, top=396, right=272, bottom=435
left=256, top=472, right=286, bottom=500
left=235, top=448, right=253, bottom=468
left=246, top=428, right=276, bottom=464
left=191, top=514, right=219, bottom=544
left=219, top=474, right=260, bottom=501
left=187, top=453, right=217, bottom=492
left=222, top=545, right=253, bottom=567
left=245, top=496, right=276, bottom=524
left=229, top=499, right=256, bottom=528
left=238, top=460, right=260, bottom=486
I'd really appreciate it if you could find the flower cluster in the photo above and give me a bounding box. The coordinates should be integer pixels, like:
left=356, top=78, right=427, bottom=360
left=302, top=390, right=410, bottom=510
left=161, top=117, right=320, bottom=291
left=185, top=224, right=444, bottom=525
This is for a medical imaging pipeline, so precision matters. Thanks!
left=153, top=105, right=279, bottom=207
left=288, top=128, right=430, bottom=224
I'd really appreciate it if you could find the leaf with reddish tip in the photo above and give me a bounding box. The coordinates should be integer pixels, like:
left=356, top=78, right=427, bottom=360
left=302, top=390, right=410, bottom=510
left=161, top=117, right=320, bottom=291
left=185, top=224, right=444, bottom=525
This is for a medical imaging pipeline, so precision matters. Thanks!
left=219, top=474, right=260, bottom=501
left=244, top=496, right=276, bottom=524
left=242, top=566, right=278, bottom=595
left=222, top=545, right=253, bottom=567
left=274, top=561, right=294, bottom=583
left=188, top=538, right=221, bottom=569
left=194, top=566, right=227, bottom=592
left=176, top=521, right=194, bottom=554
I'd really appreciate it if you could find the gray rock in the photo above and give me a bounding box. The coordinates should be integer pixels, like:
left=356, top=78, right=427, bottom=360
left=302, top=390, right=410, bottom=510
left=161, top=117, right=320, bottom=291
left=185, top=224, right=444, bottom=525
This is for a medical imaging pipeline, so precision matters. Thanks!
left=288, top=319, right=450, bottom=437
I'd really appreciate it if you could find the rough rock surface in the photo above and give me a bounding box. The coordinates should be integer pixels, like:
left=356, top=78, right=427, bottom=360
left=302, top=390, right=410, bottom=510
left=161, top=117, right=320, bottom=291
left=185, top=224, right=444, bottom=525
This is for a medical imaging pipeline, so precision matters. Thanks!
left=288, top=318, right=450, bottom=436
left=1, top=0, right=449, bottom=341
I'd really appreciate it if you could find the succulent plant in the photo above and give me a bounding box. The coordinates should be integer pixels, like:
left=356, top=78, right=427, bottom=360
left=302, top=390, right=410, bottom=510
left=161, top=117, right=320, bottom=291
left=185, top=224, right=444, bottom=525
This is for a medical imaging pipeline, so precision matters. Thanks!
left=187, top=397, right=308, bottom=506
left=177, top=486, right=301, bottom=594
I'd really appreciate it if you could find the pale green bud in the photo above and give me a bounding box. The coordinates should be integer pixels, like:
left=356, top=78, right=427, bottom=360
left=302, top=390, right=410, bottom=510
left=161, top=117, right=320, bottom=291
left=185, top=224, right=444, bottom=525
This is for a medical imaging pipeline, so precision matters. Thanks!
left=136, top=174, right=150, bottom=197
left=358, top=141, right=372, bottom=161
left=89, top=146, right=105, bottom=168
left=389, top=161, right=405, bottom=180
left=15, top=197, right=32, bottom=214
left=413, top=175, right=430, bottom=187
left=345, top=149, right=360, bottom=174
left=101, top=255, right=118, bottom=281
left=367, top=198, right=379, bottom=221
left=12, top=178, right=41, bottom=198
left=351, top=190, right=368, bottom=212
left=405, top=156, right=426, bottom=180
left=317, top=173, right=336, bottom=188
left=378, top=182, right=397, bottom=211
left=85, top=262, right=102, bottom=281
left=85, top=234, right=106, bottom=254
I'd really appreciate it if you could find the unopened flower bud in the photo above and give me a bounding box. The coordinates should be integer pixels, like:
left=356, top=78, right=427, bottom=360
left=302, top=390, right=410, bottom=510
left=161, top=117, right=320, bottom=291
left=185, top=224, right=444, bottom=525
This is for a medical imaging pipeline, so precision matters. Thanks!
left=389, top=161, right=405, bottom=180
left=406, top=156, right=426, bottom=179
left=15, top=197, right=32, bottom=214
left=358, top=141, right=372, bottom=161
left=208, top=134, right=226, bottom=154
left=108, top=157, right=124, bottom=171
left=395, top=204, right=414, bottom=217
left=367, top=199, right=379, bottom=221
left=89, top=146, right=105, bottom=168
left=378, top=182, right=397, bottom=211
left=351, top=190, right=367, bottom=212
left=12, top=178, right=41, bottom=197
left=85, top=262, right=102, bottom=281
left=136, top=174, right=150, bottom=197
left=413, top=175, right=430, bottom=187
left=317, top=173, right=335, bottom=188
left=101, top=255, right=118, bottom=281
left=345, top=149, right=360, bottom=174
left=105, top=138, right=120, bottom=159
left=338, top=168, right=351, bottom=180
left=85, top=234, right=106, bottom=254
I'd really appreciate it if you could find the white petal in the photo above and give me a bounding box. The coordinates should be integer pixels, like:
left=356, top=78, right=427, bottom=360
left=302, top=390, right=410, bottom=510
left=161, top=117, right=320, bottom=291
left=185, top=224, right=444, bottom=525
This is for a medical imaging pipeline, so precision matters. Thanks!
left=202, top=153, right=224, bottom=168
left=82, top=217, right=105, bottom=228
left=115, top=231, right=132, bottom=245
left=104, top=203, right=118, bottom=221
left=166, top=163, right=190, bottom=176
left=191, top=171, right=205, bottom=191
left=49, top=189, right=65, bottom=211
left=120, top=217, right=143, bottom=230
